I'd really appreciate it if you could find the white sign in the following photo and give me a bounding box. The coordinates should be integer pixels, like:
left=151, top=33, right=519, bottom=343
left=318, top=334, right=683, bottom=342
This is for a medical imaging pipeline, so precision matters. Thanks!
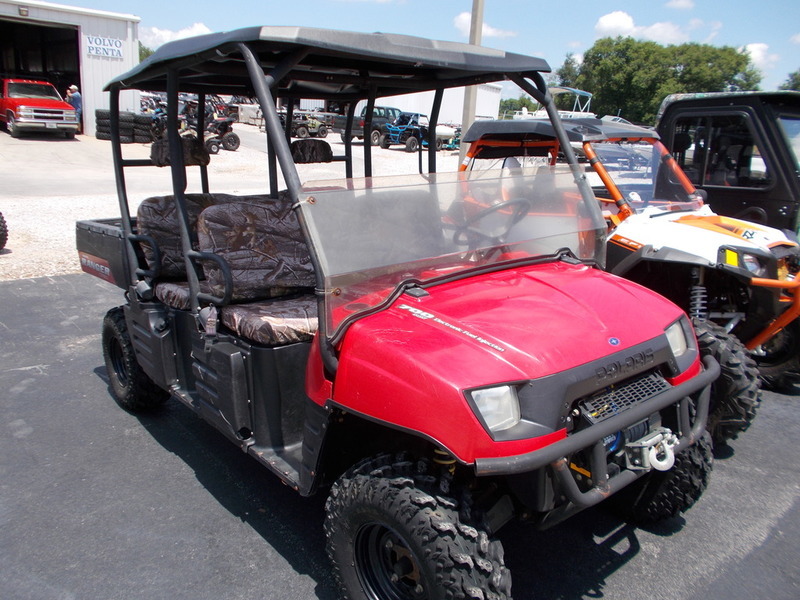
left=85, top=35, right=124, bottom=59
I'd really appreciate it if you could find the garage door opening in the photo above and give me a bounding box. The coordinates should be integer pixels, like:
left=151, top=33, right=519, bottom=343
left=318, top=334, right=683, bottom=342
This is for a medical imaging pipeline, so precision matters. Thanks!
left=0, top=18, right=80, bottom=96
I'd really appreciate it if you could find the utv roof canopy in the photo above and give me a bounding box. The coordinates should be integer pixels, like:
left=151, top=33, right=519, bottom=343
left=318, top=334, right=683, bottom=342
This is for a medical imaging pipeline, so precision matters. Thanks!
left=106, top=26, right=551, bottom=98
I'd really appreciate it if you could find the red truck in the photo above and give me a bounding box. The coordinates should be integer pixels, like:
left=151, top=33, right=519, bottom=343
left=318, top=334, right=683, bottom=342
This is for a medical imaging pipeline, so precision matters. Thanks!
left=0, top=78, right=80, bottom=138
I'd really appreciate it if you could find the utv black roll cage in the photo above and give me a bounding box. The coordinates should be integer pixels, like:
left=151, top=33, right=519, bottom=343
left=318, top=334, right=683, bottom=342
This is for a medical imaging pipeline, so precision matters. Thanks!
left=103, top=26, right=580, bottom=374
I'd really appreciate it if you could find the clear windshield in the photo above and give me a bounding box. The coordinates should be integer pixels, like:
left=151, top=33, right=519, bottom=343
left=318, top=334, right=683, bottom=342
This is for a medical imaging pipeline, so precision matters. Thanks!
left=299, top=169, right=606, bottom=338
left=8, top=82, right=62, bottom=100
left=588, top=140, right=704, bottom=213
left=778, top=115, right=800, bottom=172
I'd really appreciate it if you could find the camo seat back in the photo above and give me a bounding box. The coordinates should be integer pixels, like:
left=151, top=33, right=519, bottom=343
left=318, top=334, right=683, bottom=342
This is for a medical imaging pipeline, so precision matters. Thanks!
left=196, top=198, right=316, bottom=302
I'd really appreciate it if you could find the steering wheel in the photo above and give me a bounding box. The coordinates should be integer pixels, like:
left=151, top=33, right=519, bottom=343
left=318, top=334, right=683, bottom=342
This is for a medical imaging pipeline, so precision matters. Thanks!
left=452, top=198, right=533, bottom=247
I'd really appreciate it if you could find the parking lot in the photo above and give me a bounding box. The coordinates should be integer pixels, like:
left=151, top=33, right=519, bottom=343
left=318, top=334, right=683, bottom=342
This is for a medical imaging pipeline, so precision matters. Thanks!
left=1, top=128, right=799, bottom=600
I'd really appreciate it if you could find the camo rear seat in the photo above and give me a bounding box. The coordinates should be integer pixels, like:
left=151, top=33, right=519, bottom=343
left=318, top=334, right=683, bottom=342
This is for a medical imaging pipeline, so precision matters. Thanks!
left=197, top=198, right=318, bottom=345
left=141, top=192, right=319, bottom=345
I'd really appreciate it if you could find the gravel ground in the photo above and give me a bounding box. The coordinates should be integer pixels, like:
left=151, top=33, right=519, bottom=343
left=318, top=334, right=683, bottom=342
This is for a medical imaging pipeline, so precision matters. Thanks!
left=0, top=124, right=461, bottom=281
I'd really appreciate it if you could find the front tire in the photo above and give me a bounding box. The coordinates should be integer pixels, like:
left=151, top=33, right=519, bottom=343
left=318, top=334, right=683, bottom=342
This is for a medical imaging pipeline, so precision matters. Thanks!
left=754, top=319, right=800, bottom=391
left=102, top=307, right=169, bottom=412
left=608, top=432, right=713, bottom=524
left=404, top=136, right=419, bottom=152
left=325, top=454, right=511, bottom=600
left=379, top=134, right=390, bottom=149
left=694, top=319, right=761, bottom=444
left=0, top=211, right=8, bottom=250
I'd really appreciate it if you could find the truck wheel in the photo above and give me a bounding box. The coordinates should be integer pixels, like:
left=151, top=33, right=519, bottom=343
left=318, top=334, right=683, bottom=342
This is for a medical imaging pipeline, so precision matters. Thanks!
left=405, top=136, right=419, bottom=152
left=221, top=132, right=240, bottom=151
left=340, top=132, right=352, bottom=143
left=370, top=129, right=381, bottom=146
left=8, top=114, right=20, bottom=138
left=317, top=125, right=328, bottom=138
left=379, top=134, right=390, bottom=149
left=295, top=125, right=309, bottom=139
left=325, top=454, right=511, bottom=600
left=102, top=307, right=169, bottom=412
left=608, top=432, right=713, bottom=524
left=754, top=319, right=800, bottom=391
left=0, top=211, right=8, bottom=250
left=693, top=319, right=761, bottom=444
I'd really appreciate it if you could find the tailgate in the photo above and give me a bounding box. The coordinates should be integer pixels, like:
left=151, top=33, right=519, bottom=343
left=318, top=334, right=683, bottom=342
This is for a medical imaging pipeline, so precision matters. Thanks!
left=76, top=218, right=133, bottom=289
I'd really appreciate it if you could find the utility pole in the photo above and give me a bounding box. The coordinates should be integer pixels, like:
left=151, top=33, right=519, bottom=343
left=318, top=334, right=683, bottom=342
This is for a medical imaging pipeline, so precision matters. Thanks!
left=458, top=0, right=484, bottom=163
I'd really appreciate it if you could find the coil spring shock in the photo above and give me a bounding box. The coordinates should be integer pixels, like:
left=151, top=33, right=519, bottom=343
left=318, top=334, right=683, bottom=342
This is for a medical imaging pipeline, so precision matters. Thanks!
left=689, top=284, right=708, bottom=320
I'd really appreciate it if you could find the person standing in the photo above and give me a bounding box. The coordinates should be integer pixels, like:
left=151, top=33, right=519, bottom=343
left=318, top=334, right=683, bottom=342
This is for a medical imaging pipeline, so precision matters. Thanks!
left=66, top=84, right=82, bottom=134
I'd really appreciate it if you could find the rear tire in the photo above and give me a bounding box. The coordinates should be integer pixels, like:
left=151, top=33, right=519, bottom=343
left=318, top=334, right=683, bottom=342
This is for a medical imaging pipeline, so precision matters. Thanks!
left=608, top=432, right=713, bottom=524
left=221, top=131, right=240, bottom=151
left=369, top=129, right=381, bottom=146
left=325, top=454, right=512, bottom=600
left=694, top=319, right=761, bottom=444
left=102, top=307, right=169, bottom=412
left=316, top=125, right=328, bottom=138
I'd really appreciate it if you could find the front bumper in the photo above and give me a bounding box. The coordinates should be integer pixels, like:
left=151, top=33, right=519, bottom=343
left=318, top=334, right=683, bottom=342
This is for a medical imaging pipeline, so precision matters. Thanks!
left=15, top=119, right=79, bottom=132
left=475, top=354, right=719, bottom=478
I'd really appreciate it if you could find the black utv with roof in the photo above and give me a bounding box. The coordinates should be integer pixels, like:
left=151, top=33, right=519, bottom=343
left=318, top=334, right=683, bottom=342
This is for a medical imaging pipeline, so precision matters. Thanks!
left=75, top=26, right=717, bottom=599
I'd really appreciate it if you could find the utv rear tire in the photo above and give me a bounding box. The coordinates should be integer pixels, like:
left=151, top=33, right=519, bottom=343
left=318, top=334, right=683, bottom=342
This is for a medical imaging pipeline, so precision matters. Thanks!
left=608, top=432, right=713, bottom=524
left=325, top=454, right=511, bottom=600
left=754, top=319, right=800, bottom=391
left=102, top=307, right=168, bottom=412
left=693, top=319, right=760, bottom=444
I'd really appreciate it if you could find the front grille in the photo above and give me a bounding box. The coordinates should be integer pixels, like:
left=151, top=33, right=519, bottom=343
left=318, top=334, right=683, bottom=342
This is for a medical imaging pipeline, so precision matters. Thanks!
left=579, top=371, right=670, bottom=424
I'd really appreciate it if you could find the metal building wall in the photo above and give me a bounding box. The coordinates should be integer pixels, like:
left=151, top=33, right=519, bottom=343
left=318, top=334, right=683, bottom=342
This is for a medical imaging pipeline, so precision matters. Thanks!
left=0, top=0, right=140, bottom=136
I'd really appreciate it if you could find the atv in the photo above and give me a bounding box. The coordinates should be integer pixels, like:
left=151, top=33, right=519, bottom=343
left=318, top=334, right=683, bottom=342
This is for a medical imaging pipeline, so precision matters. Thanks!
left=460, top=117, right=800, bottom=441
left=76, top=27, right=717, bottom=599
left=379, top=111, right=455, bottom=152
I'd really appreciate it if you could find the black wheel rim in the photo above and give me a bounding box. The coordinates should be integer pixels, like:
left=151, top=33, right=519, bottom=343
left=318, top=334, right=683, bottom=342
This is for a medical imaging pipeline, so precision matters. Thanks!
left=355, top=523, right=427, bottom=600
left=108, top=336, right=129, bottom=388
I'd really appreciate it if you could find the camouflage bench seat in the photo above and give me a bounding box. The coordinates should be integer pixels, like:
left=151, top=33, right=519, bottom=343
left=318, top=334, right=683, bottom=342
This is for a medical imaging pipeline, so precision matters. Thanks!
left=142, top=192, right=319, bottom=346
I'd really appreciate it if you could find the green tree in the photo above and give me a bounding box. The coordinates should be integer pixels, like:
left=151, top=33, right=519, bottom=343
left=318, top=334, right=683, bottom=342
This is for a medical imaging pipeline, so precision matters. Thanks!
left=559, top=37, right=762, bottom=124
left=780, top=70, right=800, bottom=91
left=139, top=41, right=154, bottom=63
left=499, top=95, right=537, bottom=119
left=555, top=53, right=580, bottom=89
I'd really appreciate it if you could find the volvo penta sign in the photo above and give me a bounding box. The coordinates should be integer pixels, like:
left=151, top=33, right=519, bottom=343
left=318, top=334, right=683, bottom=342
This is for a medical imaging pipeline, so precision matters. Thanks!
left=85, top=35, right=124, bottom=59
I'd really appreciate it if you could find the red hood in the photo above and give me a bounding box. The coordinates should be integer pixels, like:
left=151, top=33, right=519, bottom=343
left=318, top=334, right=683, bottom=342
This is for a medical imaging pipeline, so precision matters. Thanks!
left=4, top=97, right=73, bottom=110
left=333, top=262, right=687, bottom=461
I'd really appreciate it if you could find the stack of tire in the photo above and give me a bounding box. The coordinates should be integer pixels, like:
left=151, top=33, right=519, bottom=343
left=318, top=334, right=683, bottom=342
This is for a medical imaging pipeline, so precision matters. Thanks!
left=95, top=109, right=152, bottom=144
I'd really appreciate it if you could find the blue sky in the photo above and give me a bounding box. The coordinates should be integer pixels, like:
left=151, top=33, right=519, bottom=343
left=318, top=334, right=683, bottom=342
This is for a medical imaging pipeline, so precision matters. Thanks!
left=83, top=0, right=798, bottom=91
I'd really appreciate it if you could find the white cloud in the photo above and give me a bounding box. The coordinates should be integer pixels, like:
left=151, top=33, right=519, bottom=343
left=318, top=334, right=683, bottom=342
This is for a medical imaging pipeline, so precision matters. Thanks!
left=743, top=43, right=780, bottom=71
left=595, top=11, right=636, bottom=37
left=139, top=23, right=212, bottom=50
left=453, top=12, right=516, bottom=39
left=595, top=11, right=688, bottom=44
left=791, top=33, right=800, bottom=44
left=666, top=0, right=694, bottom=9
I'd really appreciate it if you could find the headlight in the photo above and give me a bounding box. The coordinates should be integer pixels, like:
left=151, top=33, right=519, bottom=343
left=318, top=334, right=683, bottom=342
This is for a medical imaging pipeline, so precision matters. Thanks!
left=65, top=110, right=76, bottom=119
left=470, top=385, right=520, bottom=432
left=665, top=320, right=688, bottom=358
left=742, top=253, right=767, bottom=277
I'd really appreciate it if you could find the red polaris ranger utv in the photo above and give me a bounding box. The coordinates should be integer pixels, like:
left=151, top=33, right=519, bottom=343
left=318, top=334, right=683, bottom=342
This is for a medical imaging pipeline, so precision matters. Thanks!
left=76, top=27, right=718, bottom=599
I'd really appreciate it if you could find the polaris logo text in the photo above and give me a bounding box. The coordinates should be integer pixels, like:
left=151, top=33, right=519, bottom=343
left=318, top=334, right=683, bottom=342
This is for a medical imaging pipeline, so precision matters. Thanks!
left=595, top=349, right=654, bottom=381
left=398, top=304, right=506, bottom=352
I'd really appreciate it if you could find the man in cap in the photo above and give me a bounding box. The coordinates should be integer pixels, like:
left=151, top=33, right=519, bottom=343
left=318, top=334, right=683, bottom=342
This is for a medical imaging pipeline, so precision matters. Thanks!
left=66, top=84, right=82, bottom=134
